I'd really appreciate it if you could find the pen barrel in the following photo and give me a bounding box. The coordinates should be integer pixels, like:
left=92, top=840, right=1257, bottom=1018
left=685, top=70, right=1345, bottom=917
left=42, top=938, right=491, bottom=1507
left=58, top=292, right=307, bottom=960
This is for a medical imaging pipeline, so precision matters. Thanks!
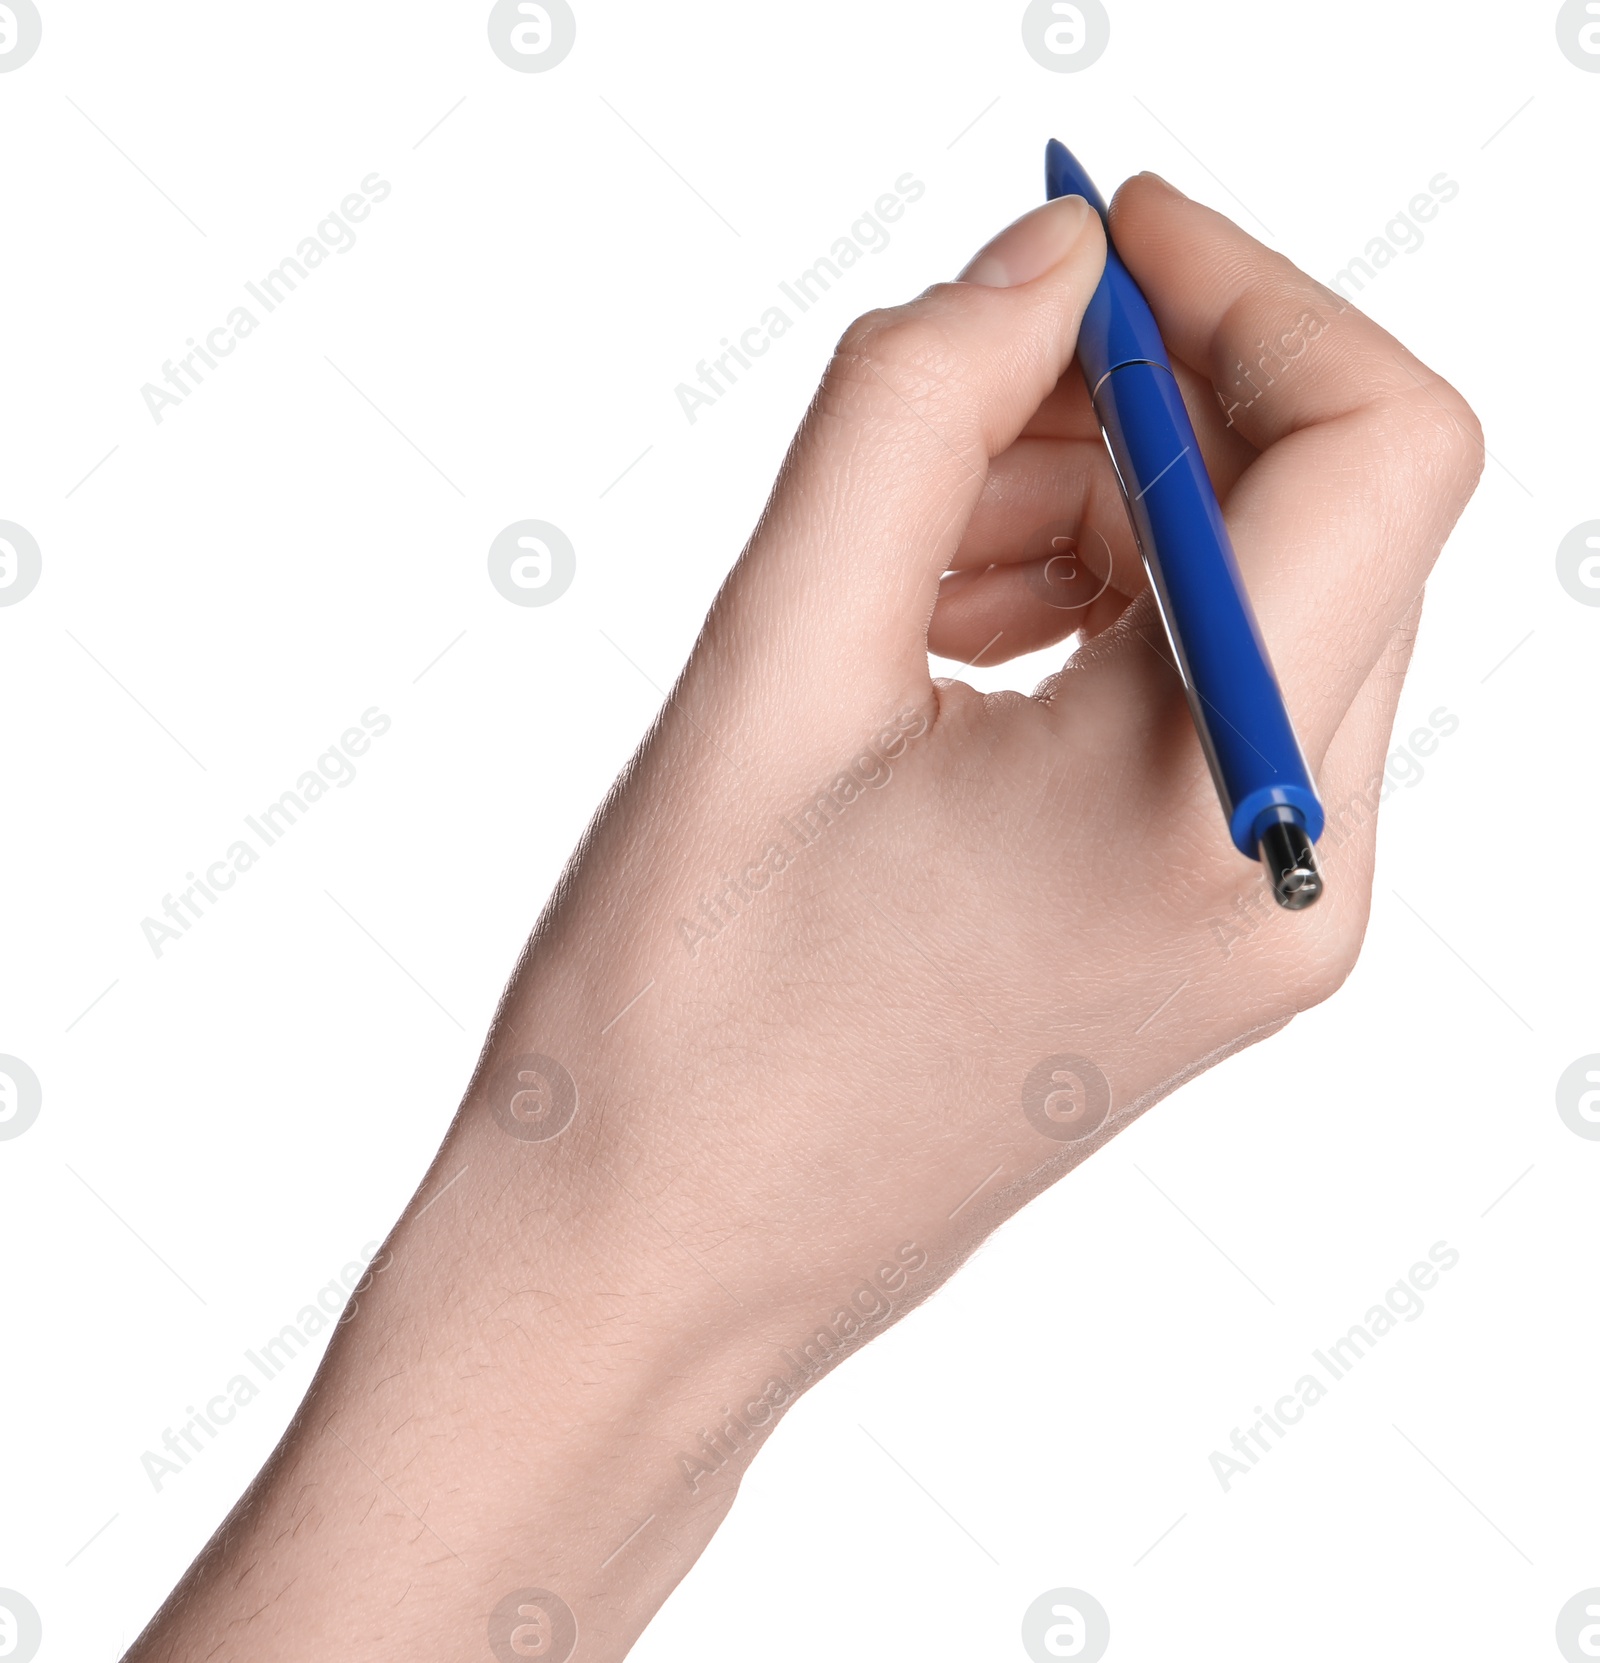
left=1091, top=361, right=1324, bottom=855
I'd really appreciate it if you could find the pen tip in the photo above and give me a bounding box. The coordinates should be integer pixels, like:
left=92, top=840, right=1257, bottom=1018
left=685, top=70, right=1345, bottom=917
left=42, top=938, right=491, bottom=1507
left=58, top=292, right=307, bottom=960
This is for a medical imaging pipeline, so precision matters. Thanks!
left=1045, top=137, right=1100, bottom=209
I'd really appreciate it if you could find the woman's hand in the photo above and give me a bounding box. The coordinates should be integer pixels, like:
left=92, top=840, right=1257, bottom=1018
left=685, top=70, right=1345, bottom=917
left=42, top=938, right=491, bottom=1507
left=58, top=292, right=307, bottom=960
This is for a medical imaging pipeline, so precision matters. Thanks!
left=127, top=176, right=1483, bottom=1663
left=517, top=173, right=1482, bottom=1336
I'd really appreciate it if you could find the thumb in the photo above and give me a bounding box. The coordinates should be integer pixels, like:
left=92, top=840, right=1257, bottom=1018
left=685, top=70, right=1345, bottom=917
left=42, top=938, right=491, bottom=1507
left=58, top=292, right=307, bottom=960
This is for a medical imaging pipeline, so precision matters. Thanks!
left=705, top=193, right=1106, bottom=721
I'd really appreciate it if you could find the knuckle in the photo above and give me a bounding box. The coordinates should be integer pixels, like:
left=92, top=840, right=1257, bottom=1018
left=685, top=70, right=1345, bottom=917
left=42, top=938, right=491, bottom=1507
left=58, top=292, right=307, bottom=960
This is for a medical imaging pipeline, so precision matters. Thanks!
left=834, top=299, right=960, bottom=388
left=834, top=305, right=893, bottom=362
left=1390, top=380, right=1486, bottom=499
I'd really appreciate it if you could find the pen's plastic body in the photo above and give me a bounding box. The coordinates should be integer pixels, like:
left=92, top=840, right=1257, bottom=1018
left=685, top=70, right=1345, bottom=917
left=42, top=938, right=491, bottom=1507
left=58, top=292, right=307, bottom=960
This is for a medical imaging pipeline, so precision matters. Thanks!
left=1046, top=140, right=1323, bottom=905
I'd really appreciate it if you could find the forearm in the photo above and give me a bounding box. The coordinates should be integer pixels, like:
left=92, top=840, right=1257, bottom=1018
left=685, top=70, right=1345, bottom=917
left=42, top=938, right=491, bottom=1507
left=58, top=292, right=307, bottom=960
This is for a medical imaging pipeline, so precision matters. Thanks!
left=124, top=1022, right=753, bottom=1658
left=122, top=924, right=936, bottom=1663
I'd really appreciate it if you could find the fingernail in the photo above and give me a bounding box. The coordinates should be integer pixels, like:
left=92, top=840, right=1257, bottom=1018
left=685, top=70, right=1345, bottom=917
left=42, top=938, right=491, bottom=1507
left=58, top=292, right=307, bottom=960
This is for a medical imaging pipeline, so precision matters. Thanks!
left=958, top=194, right=1094, bottom=288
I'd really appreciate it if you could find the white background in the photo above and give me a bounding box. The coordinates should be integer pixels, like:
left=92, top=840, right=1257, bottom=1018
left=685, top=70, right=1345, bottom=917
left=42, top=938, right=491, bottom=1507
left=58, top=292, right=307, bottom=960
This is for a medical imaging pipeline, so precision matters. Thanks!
left=1, top=2, right=1595, bottom=1658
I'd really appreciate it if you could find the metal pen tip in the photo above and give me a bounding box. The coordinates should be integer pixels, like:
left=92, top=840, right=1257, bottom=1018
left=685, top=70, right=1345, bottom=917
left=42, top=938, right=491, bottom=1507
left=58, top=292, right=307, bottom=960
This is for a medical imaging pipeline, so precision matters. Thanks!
left=1259, top=820, right=1323, bottom=911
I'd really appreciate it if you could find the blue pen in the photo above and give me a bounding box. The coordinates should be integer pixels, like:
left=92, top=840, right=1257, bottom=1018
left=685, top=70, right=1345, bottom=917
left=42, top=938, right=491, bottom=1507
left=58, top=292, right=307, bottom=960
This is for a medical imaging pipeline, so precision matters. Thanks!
left=1045, top=138, right=1325, bottom=910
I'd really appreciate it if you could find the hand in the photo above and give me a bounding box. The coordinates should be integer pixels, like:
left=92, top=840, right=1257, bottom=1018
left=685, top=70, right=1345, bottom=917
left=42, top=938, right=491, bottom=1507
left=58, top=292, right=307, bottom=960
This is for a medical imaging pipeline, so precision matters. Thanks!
left=126, top=176, right=1482, bottom=1662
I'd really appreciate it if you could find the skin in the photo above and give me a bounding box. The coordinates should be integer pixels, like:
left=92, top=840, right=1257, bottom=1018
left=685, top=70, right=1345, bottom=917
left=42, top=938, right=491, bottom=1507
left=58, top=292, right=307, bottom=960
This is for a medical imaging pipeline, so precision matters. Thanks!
left=124, top=176, right=1483, bottom=1660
